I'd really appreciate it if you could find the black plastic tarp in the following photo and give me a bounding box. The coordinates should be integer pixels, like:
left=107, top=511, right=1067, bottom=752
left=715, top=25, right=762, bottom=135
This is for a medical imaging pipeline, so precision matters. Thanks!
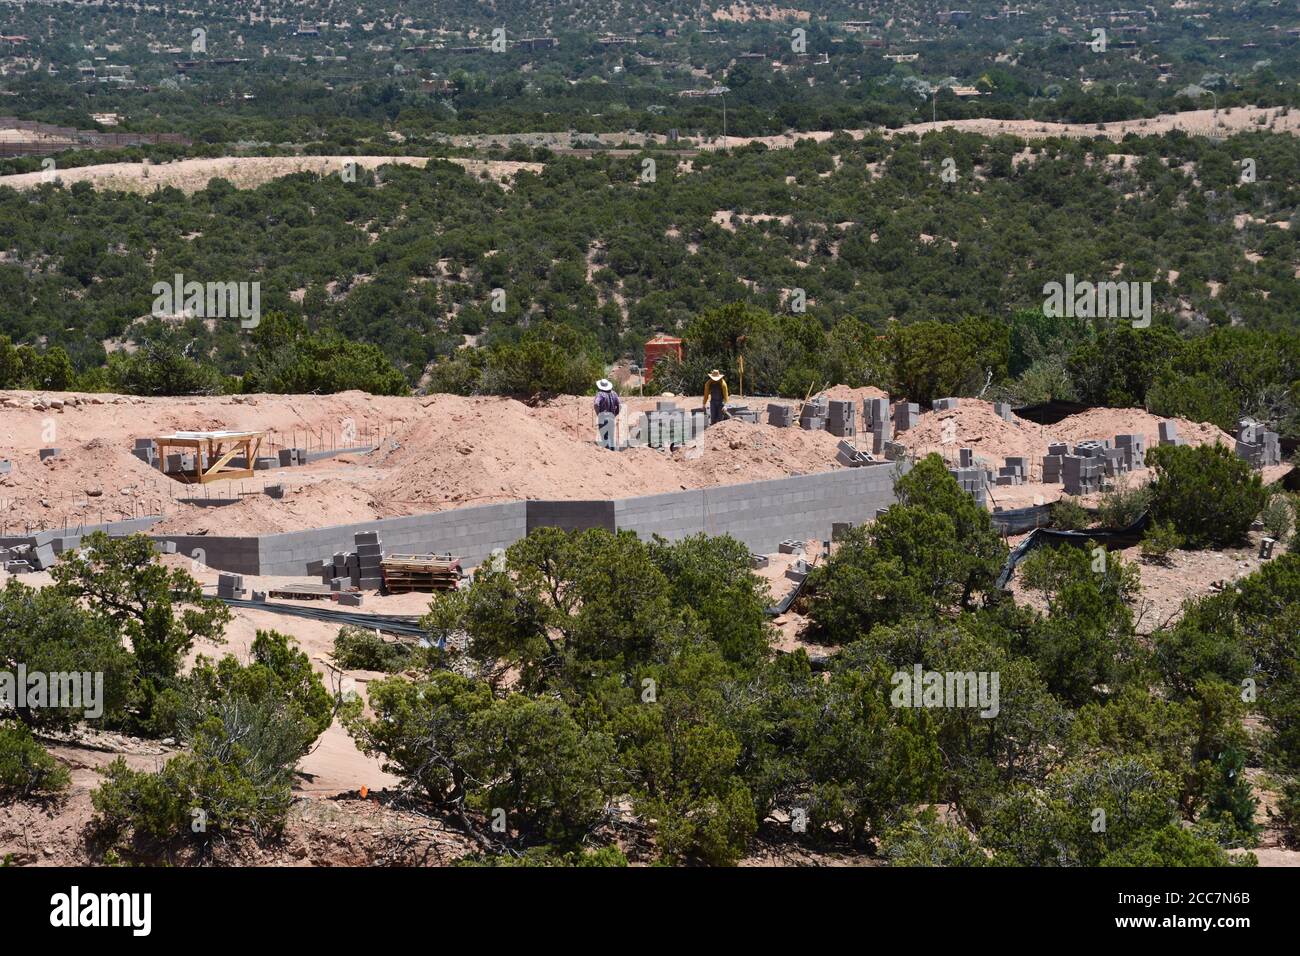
left=1010, top=400, right=1095, bottom=425
left=994, top=512, right=1151, bottom=590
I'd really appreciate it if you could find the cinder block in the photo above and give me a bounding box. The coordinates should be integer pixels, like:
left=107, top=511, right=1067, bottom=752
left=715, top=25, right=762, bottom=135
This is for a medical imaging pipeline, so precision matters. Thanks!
left=39, top=448, right=61, bottom=461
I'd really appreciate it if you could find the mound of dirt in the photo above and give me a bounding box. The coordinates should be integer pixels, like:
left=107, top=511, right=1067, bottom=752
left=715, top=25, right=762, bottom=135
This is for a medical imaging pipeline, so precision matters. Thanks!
left=149, top=479, right=385, bottom=536
left=896, top=399, right=1233, bottom=467
left=674, top=418, right=843, bottom=483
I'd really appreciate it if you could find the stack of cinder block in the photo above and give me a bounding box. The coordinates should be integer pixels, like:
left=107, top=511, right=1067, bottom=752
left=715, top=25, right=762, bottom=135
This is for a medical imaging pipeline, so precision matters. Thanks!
left=864, top=398, right=892, bottom=454
left=749, top=554, right=770, bottom=570
left=778, top=539, right=804, bottom=555
left=318, top=530, right=385, bottom=591
left=893, top=402, right=920, bottom=433
left=831, top=522, right=855, bottom=541
left=132, top=438, right=159, bottom=468
left=1042, top=442, right=1070, bottom=483
left=1113, top=434, right=1146, bottom=470
left=932, top=397, right=960, bottom=412
left=767, top=403, right=793, bottom=427
left=39, top=447, right=61, bottom=461
left=799, top=398, right=828, bottom=431
left=278, top=447, right=308, bottom=467
left=726, top=403, right=759, bottom=424
left=217, top=573, right=245, bottom=599
left=639, top=407, right=687, bottom=447
left=835, top=440, right=873, bottom=467
left=264, top=484, right=285, bottom=499
left=993, top=402, right=1013, bottom=421
left=1101, top=446, right=1129, bottom=478
left=1235, top=419, right=1281, bottom=468
left=949, top=465, right=989, bottom=506
left=1062, top=454, right=1103, bottom=495
left=0, top=459, right=11, bottom=475
left=785, top=558, right=810, bottom=582
left=997, top=457, right=1028, bottom=486
left=1158, top=420, right=1184, bottom=447
left=826, top=400, right=856, bottom=438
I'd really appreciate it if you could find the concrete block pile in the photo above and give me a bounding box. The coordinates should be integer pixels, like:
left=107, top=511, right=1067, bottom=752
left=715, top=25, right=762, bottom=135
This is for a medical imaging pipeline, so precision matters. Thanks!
left=39, top=448, right=61, bottom=461
left=132, top=438, right=159, bottom=468
left=785, top=558, right=810, bottom=582
left=726, top=403, right=759, bottom=424
left=1113, top=434, right=1146, bottom=470
left=932, top=397, right=960, bottom=411
left=639, top=406, right=689, bottom=448
left=319, top=530, right=385, bottom=591
left=217, top=572, right=245, bottom=599
left=949, top=465, right=989, bottom=506
left=778, top=539, right=804, bottom=554
left=799, top=398, right=828, bottom=431
left=278, top=447, right=308, bottom=467
left=1062, top=454, right=1103, bottom=495
left=1235, top=419, right=1281, bottom=469
left=882, top=440, right=908, bottom=461
left=997, top=456, right=1028, bottom=486
left=864, top=398, right=892, bottom=454
left=893, top=402, right=920, bottom=433
left=749, top=554, right=769, bottom=569
left=826, top=400, right=856, bottom=438
left=767, top=403, right=793, bottom=427
left=0, top=459, right=10, bottom=475
left=993, top=402, right=1013, bottom=421
left=835, top=440, right=874, bottom=467
left=831, top=521, right=855, bottom=541
left=1042, top=442, right=1068, bottom=483
left=1158, top=421, right=1184, bottom=447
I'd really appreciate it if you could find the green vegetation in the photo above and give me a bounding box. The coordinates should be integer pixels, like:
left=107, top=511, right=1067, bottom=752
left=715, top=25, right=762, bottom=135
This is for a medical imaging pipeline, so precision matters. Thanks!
left=1145, top=443, right=1269, bottom=548
left=90, top=630, right=333, bottom=855
left=332, top=626, right=414, bottom=673
left=0, top=720, right=70, bottom=798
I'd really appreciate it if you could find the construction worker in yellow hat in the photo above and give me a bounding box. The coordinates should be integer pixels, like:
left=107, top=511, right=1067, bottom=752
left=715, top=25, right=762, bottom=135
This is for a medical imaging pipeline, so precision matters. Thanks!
left=702, top=369, right=729, bottom=426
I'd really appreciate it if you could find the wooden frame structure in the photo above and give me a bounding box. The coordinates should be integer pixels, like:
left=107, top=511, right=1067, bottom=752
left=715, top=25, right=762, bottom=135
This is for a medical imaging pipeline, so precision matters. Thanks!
left=155, top=430, right=264, bottom=484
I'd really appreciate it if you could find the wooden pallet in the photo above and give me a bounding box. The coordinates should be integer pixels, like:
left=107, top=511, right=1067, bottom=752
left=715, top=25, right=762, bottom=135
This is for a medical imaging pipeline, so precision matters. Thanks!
left=381, top=554, right=461, bottom=592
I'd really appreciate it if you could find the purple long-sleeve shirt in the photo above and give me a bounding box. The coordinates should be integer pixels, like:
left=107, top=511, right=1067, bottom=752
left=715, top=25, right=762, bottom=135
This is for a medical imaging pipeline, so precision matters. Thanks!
left=594, top=390, right=620, bottom=415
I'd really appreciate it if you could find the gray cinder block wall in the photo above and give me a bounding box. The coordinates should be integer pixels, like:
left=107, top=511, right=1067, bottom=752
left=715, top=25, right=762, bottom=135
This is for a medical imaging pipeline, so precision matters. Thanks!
left=18, top=465, right=912, bottom=577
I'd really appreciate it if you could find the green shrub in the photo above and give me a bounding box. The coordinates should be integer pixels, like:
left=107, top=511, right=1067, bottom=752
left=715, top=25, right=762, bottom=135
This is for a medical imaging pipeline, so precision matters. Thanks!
left=1260, top=494, right=1295, bottom=545
left=1274, top=780, right=1300, bottom=847
left=1096, top=476, right=1152, bottom=529
left=332, top=626, right=413, bottom=672
left=0, top=721, right=70, bottom=798
left=1051, top=496, right=1090, bottom=531
left=1146, top=443, right=1267, bottom=548
left=1140, top=521, right=1183, bottom=565
left=91, top=701, right=305, bottom=849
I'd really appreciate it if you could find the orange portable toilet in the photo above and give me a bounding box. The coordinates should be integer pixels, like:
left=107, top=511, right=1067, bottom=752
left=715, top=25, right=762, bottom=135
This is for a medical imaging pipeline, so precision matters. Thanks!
left=643, top=334, right=683, bottom=383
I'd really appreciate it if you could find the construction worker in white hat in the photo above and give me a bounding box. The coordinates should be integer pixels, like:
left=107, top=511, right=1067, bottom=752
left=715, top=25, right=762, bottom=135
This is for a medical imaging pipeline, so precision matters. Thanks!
left=594, top=378, right=620, bottom=449
left=702, top=369, right=729, bottom=426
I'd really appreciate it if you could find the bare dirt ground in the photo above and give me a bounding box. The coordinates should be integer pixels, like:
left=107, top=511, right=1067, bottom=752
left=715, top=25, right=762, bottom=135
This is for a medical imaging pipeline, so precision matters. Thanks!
left=0, top=155, right=543, bottom=194
left=0, top=389, right=1276, bottom=537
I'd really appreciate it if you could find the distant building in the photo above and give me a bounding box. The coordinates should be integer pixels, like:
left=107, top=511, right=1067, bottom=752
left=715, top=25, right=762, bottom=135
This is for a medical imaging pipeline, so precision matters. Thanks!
left=643, top=334, right=683, bottom=382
